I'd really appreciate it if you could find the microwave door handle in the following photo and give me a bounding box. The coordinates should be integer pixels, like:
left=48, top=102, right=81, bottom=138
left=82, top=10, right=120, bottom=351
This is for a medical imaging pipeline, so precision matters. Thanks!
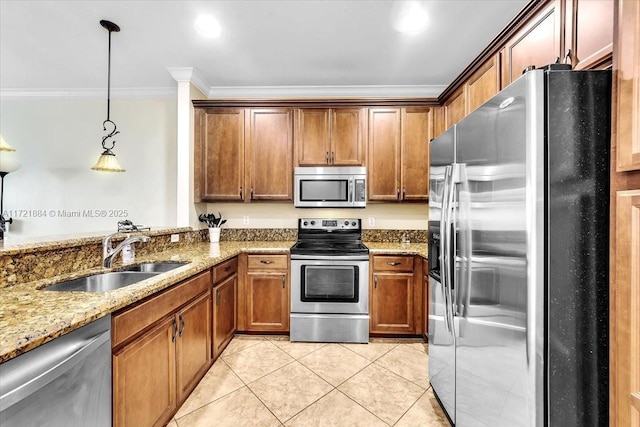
left=349, top=179, right=353, bottom=203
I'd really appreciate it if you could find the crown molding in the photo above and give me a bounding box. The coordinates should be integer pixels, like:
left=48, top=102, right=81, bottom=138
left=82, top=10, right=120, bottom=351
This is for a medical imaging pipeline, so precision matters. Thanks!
left=166, top=67, right=210, bottom=96
left=206, top=84, right=447, bottom=99
left=0, top=87, right=177, bottom=100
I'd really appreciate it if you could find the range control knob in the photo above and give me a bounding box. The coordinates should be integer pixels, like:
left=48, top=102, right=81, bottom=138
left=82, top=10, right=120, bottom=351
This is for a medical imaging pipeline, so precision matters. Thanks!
left=303, top=221, right=308, bottom=226
left=310, top=220, right=316, bottom=225
left=344, top=221, right=349, bottom=226
left=351, top=221, right=357, bottom=226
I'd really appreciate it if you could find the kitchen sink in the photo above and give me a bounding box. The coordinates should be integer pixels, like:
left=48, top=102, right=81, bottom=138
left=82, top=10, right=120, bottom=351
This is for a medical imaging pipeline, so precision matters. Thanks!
left=45, top=271, right=159, bottom=293
left=119, top=261, right=189, bottom=273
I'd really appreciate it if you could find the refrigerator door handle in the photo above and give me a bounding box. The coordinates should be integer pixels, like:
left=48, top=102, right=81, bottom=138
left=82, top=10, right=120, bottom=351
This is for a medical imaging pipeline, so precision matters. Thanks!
left=441, top=165, right=455, bottom=333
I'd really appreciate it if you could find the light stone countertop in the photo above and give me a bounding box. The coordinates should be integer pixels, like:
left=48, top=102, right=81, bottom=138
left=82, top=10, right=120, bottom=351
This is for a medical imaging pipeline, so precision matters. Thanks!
left=0, top=241, right=427, bottom=363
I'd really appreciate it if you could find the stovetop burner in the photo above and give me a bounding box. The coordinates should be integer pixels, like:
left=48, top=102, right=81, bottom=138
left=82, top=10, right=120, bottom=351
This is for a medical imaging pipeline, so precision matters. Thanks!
left=290, top=218, right=369, bottom=257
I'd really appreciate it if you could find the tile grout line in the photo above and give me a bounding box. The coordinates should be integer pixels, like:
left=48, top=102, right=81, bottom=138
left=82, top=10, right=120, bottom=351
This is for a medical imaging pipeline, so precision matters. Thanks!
left=390, top=387, right=429, bottom=427
left=337, top=341, right=399, bottom=362
left=371, top=358, right=430, bottom=392
left=336, top=388, right=395, bottom=427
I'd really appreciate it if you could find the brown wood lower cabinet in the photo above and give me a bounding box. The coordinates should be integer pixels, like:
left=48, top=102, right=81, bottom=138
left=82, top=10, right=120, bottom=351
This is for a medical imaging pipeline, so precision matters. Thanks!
left=113, top=317, right=176, bottom=427
left=370, top=255, right=422, bottom=335
left=239, top=254, right=289, bottom=332
left=112, top=271, right=212, bottom=427
left=176, top=292, right=212, bottom=404
left=213, top=273, right=237, bottom=359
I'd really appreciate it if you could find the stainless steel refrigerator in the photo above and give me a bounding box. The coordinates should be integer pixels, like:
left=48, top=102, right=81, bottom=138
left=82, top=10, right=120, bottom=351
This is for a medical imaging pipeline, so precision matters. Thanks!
left=428, top=65, right=610, bottom=427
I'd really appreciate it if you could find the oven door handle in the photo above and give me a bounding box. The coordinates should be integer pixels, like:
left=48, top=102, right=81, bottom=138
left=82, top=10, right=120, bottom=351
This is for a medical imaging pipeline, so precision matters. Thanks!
left=290, top=254, right=370, bottom=261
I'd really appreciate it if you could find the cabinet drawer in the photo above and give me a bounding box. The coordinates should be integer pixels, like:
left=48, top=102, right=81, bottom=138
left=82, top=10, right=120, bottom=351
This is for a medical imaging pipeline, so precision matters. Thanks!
left=373, top=256, right=414, bottom=272
left=213, top=257, right=238, bottom=284
left=112, top=271, right=211, bottom=348
left=247, top=254, right=288, bottom=271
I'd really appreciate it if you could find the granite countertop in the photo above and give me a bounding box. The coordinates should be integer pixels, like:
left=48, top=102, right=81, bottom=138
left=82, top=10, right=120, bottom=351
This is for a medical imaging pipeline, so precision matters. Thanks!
left=0, top=241, right=427, bottom=363
left=366, top=242, right=428, bottom=258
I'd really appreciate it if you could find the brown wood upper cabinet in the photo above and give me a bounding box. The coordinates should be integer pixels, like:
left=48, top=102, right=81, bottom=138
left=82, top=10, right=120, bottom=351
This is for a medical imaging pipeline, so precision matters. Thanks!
left=247, top=109, right=294, bottom=201
left=295, top=108, right=365, bottom=166
left=195, top=108, right=293, bottom=202
left=368, top=107, right=433, bottom=201
left=564, top=0, right=614, bottom=70
left=194, top=108, right=245, bottom=202
left=615, top=0, right=640, bottom=172
left=501, top=0, right=613, bottom=86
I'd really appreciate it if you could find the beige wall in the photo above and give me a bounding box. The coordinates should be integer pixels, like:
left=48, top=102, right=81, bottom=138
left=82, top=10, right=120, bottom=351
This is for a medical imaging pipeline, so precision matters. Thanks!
left=205, top=202, right=428, bottom=230
left=0, top=98, right=177, bottom=240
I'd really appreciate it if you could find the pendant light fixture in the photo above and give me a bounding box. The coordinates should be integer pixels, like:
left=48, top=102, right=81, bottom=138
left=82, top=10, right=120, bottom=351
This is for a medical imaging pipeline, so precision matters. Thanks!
left=92, top=19, right=125, bottom=172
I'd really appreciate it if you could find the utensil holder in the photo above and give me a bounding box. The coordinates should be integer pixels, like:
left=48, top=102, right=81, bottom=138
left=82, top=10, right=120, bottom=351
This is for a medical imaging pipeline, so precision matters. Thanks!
left=208, top=227, right=221, bottom=243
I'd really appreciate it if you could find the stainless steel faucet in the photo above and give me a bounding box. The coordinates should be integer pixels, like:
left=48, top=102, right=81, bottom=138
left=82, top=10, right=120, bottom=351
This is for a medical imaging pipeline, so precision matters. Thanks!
left=102, top=233, right=150, bottom=268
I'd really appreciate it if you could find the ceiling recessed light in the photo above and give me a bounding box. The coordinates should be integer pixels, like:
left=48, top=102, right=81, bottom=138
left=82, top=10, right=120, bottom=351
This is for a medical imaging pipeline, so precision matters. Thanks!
left=195, top=14, right=221, bottom=39
left=394, top=1, right=429, bottom=34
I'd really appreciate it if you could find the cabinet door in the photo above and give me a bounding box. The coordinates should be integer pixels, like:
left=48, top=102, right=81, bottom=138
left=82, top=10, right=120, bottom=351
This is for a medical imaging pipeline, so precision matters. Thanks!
left=213, top=274, right=237, bottom=359
left=371, top=272, right=415, bottom=334
left=566, top=0, right=613, bottom=70
left=443, top=88, right=466, bottom=130
left=113, top=317, right=176, bottom=427
left=467, top=55, right=501, bottom=114
left=501, top=0, right=563, bottom=86
left=401, top=107, right=432, bottom=201
left=248, top=109, right=293, bottom=200
left=176, top=292, right=212, bottom=405
left=331, top=108, right=365, bottom=165
left=195, top=108, right=245, bottom=202
left=368, top=108, right=401, bottom=201
left=616, top=0, right=640, bottom=172
left=246, top=272, right=289, bottom=331
left=296, top=109, right=330, bottom=166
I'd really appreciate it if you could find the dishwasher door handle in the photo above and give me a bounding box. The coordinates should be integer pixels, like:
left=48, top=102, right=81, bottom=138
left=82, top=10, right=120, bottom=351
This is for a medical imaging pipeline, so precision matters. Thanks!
left=0, top=329, right=111, bottom=411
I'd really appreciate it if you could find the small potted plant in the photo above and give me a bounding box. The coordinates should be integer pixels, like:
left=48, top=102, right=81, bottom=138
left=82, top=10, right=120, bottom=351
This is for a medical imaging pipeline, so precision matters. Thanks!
left=199, top=212, right=226, bottom=243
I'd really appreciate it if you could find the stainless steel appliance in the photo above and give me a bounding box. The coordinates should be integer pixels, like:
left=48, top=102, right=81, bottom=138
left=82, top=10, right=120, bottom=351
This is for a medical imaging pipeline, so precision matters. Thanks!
left=294, top=167, right=366, bottom=208
left=0, top=315, right=112, bottom=426
left=428, top=65, right=610, bottom=427
left=290, top=218, right=369, bottom=343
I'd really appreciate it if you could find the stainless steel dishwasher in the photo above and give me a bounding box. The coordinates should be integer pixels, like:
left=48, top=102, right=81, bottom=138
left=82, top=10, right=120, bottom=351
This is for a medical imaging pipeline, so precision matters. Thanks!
left=0, top=315, right=111, bottom=427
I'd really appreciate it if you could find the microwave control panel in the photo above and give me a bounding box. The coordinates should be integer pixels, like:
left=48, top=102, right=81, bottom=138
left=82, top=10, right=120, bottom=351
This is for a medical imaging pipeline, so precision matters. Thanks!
left=354, top=179, right=366, bottom=202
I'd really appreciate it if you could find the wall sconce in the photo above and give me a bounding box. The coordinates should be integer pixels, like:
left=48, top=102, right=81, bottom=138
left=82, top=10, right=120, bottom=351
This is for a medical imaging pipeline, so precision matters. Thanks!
left=92, top=20, right=125, bottom=172
left=0, top=135, right=22, bottom=241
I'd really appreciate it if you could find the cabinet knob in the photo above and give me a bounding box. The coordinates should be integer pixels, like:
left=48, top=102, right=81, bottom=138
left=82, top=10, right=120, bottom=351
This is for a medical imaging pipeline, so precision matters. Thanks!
left=331, top=151, right=335, bottom=164
left=564, top=49, right=572, bottom=65
left=326, top=152, right=330, bottom=164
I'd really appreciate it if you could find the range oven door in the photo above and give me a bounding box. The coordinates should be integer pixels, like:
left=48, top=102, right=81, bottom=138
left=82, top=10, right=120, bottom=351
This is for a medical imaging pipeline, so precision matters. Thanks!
left=291, top=257, right=369, bottom=314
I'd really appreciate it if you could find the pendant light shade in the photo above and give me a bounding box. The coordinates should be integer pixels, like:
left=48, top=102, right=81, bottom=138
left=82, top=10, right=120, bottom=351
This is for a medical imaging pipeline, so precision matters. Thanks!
left=92, top=147, right=125, bottom=172
left=92, top=19, right=125, bottom=172
left=0, top=135, right=16, bottom=152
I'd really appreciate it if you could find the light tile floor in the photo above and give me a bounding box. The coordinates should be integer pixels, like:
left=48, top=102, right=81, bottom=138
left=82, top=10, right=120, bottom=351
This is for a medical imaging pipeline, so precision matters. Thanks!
left=168, top=335, right=450, bottom=427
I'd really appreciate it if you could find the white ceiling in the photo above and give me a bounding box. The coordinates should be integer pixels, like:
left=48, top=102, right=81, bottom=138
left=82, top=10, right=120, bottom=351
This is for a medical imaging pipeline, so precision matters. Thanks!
left=0, top=0, right=528, bottom=99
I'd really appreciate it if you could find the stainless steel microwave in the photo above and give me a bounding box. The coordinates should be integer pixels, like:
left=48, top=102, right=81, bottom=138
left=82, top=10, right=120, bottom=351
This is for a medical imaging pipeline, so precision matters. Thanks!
left=294, top=167, right=366, bottom=208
